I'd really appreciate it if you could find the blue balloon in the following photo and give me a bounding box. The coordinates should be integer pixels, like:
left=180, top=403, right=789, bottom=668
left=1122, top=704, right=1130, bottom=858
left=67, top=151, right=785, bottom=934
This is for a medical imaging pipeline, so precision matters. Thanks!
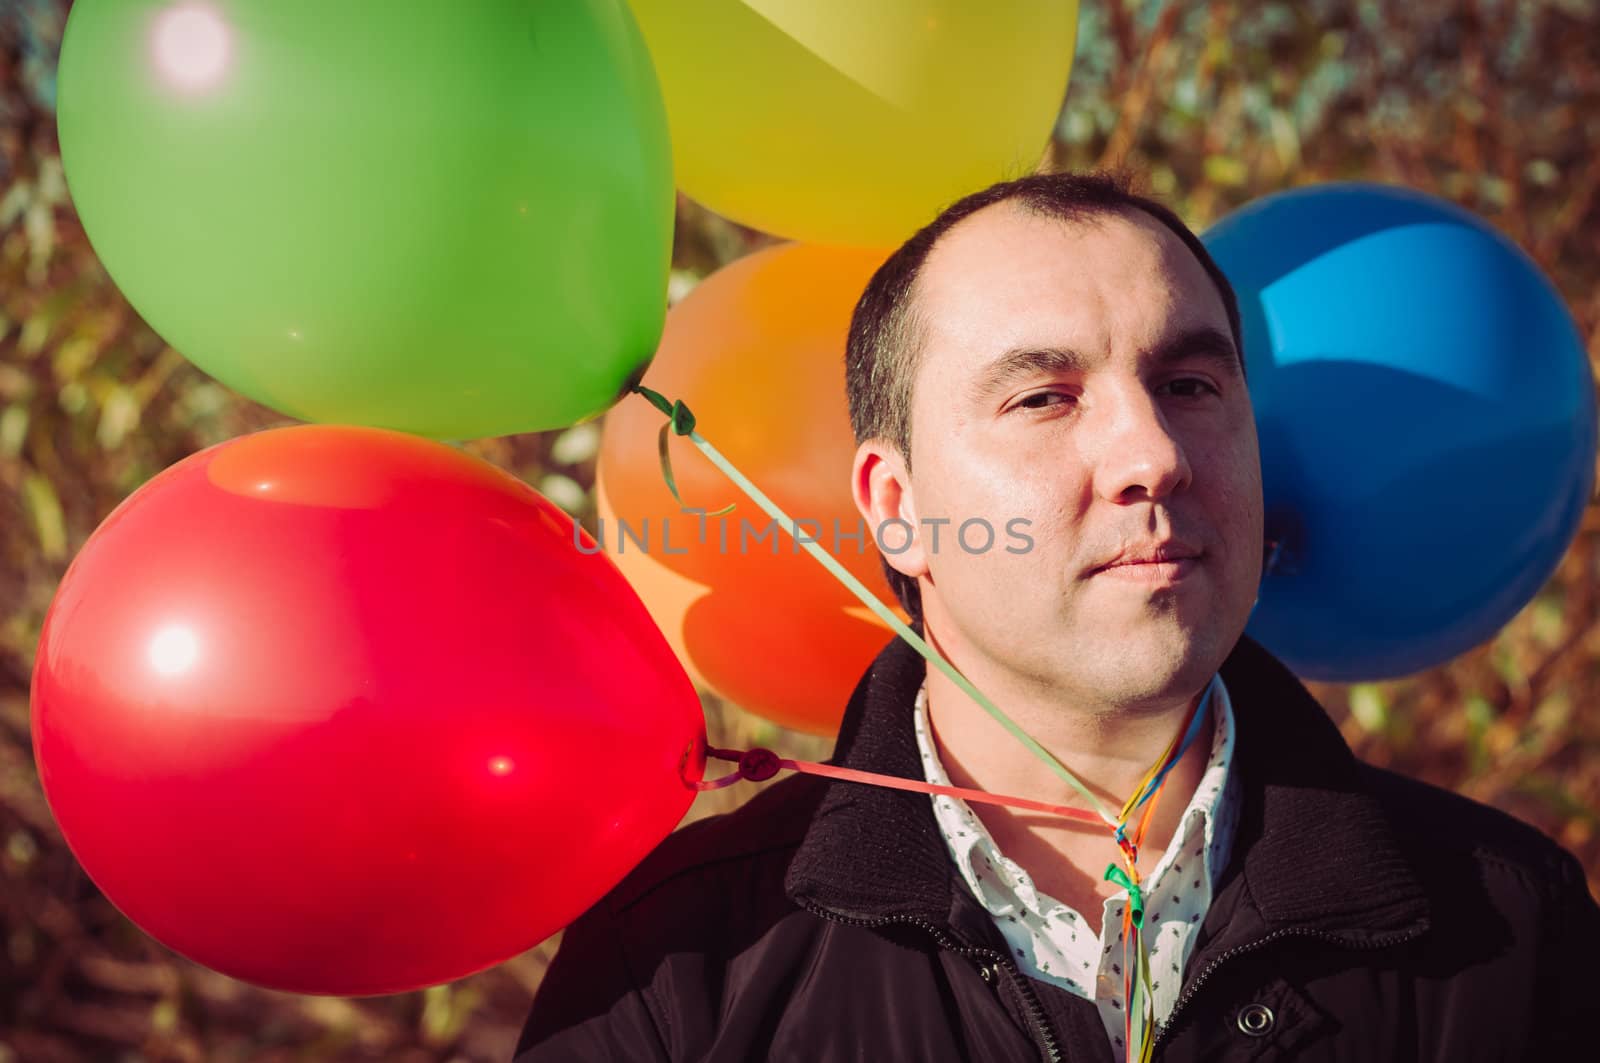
left=1204, top=183, right=1596, bottom=681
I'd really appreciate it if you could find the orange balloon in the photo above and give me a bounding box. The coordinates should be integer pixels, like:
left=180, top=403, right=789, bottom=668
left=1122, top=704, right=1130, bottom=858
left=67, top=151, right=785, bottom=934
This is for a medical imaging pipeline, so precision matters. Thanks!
left=598, top=243, right=906, bottom=735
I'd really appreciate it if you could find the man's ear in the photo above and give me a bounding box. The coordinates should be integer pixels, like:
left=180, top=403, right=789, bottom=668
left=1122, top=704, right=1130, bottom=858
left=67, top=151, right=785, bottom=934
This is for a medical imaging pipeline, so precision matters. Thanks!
left=851, top=440, right=930, bottom=582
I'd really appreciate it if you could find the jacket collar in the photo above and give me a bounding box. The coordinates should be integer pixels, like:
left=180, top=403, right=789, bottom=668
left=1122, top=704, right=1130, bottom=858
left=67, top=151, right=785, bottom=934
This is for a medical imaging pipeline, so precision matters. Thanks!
left=785, top=626, right=1430, bottom=945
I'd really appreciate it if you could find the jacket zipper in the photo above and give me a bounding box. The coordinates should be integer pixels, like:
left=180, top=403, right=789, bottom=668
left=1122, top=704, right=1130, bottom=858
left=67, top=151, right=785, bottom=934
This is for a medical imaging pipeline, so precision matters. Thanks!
left=799, top=903, right=1063, bottom=1063
left=1151, top=923, right=1428, bottom=1051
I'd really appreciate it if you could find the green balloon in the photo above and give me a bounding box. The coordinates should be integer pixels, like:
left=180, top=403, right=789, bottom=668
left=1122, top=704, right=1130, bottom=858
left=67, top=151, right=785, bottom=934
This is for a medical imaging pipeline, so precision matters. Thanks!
left=58, top=1, right=673, bottom=439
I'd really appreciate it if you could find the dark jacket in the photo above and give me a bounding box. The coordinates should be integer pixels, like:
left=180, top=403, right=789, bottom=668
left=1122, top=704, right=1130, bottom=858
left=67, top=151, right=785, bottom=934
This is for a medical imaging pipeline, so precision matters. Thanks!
left=514, top=632, right=1600, bottom=1062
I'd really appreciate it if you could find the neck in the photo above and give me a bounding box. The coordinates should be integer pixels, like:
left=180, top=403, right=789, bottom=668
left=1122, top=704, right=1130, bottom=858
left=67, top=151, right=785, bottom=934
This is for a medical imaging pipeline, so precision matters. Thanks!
left=921, top=620, right=1212, bottom=857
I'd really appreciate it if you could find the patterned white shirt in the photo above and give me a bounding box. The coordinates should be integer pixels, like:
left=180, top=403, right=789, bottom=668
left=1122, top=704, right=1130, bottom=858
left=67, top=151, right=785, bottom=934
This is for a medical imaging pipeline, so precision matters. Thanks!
left=913, top=672, right=1241, bottom=1061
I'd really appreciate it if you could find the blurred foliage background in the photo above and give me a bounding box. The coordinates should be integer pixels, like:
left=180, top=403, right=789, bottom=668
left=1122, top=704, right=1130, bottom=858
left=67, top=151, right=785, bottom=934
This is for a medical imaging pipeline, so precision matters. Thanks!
left=2, top=0, right=1598, bottom=1059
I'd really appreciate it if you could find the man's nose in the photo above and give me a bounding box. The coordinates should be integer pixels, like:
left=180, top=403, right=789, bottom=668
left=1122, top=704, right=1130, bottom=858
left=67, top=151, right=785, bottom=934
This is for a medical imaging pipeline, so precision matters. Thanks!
left=1089, top=388, right=1193, bottom=503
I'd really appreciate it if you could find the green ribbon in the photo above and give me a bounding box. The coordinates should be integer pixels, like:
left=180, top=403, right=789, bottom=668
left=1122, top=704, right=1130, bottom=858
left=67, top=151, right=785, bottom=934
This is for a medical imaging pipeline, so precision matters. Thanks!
left=1131, top=932, right=1154, bottom=1061
left=632, top=384, right=736, bottom=518
left=1103, top=863, right=1145, bottom=929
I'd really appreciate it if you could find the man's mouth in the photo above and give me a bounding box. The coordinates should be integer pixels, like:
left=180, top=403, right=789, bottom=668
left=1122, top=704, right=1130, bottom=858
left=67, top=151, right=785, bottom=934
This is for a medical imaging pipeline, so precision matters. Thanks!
left=1093, top=555, right=1201, bottom=585
left=1089, top=541, right=1203, bottom=586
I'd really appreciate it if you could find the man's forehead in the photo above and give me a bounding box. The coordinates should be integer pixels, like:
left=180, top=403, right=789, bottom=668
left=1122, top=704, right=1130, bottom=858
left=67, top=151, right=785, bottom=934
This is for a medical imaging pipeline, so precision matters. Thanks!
left=910, top=202, right=1230, bottom=371
left=918, top=202, right=1197, bottom=306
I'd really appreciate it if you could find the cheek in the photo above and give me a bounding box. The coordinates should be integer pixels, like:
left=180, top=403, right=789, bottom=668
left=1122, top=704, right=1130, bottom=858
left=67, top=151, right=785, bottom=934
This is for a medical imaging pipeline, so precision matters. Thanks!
left=927, top=439, right=1041, bottom=514
left=1205, top=446, right=1265, bottom=565
left=1229, top=429, right=1265, bottom=518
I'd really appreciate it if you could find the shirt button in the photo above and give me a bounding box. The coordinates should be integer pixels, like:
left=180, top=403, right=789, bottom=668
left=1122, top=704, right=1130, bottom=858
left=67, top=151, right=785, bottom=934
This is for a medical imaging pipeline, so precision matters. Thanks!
left=1236, top=1003, right=1275, bottom=1037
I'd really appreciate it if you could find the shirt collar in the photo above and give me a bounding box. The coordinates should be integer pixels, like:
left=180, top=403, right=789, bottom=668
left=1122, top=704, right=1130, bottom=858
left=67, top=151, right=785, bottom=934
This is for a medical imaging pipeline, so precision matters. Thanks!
left=911, top=673, right=1241, bottom=919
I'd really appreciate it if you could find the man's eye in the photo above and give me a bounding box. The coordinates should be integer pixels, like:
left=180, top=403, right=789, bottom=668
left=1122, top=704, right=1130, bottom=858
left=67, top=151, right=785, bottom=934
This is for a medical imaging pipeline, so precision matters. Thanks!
left=1161, top=378, right=1219, bottom=399
left=1015, top=391, right=1072, bottom=411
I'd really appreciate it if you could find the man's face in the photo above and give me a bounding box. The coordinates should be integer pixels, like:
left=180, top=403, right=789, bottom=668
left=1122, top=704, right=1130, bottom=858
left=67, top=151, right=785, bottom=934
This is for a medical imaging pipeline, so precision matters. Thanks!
left=870, top=203, right=1263, bottom=708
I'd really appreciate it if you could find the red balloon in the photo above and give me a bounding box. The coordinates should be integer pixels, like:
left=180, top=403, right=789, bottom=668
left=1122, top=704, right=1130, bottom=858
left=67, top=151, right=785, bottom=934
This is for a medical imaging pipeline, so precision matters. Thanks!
left=30, top=425, right=706, bottom=996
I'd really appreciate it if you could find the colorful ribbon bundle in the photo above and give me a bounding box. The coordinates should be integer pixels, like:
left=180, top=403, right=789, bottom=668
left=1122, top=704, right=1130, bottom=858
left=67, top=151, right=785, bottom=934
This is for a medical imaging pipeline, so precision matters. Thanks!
left=638, top=383, right=1215, bottom=1060
left=1099, top=679, right=1213, bottom=1061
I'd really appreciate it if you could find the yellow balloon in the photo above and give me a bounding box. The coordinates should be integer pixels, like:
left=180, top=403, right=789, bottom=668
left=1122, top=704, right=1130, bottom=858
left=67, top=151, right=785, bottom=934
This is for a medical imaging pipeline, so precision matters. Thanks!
left=628, top=0, right=1078, bottom=245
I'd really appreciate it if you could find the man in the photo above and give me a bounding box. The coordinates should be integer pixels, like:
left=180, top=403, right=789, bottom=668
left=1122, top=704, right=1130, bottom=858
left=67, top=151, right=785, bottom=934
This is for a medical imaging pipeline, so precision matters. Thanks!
left=514, top=173, right=1599, bottom=1061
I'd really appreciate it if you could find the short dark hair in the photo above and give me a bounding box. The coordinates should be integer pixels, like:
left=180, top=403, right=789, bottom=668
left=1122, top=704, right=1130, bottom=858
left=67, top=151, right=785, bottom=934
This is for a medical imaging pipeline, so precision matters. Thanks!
left=844, top=171, right=1245, bottom=625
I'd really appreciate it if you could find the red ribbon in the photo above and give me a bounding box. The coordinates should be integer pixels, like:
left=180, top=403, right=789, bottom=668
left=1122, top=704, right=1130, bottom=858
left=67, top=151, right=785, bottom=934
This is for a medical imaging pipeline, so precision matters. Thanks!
left=689, top=745, right=1106, bottom=827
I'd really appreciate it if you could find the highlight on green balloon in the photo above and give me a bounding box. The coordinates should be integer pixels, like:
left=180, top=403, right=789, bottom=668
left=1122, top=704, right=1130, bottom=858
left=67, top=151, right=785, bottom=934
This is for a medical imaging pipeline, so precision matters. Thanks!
left=57, top=0, right=676, bottom=440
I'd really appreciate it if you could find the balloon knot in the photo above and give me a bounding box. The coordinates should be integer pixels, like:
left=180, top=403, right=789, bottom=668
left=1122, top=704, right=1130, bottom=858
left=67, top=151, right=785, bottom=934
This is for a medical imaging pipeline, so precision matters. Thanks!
left=630, top=384, right=697, bottom=436
left=688, top=746, right=785, bottom=790
left=1104, top=863, right=1145, bottom=929
left=737, top=748, right=781, bottom=782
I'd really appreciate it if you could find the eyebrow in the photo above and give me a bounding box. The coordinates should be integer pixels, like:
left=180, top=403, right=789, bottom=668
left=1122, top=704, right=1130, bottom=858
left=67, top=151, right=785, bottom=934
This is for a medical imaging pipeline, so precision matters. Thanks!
left=969, top=325, right=1243, bottom=404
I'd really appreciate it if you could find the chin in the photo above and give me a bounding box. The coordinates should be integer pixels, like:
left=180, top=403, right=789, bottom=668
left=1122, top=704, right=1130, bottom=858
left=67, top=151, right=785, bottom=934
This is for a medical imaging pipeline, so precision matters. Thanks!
left=1089, top=627, right=1223, bottom=702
